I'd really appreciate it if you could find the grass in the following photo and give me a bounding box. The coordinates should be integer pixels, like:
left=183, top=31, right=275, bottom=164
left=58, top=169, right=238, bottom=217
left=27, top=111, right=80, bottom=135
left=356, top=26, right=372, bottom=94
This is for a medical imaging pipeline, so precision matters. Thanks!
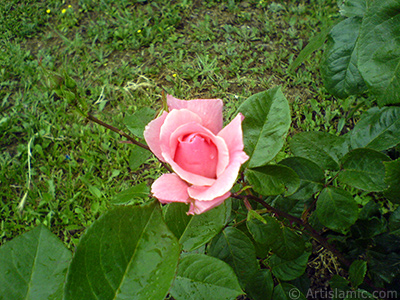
left=0, top=0, right=367, bottom=249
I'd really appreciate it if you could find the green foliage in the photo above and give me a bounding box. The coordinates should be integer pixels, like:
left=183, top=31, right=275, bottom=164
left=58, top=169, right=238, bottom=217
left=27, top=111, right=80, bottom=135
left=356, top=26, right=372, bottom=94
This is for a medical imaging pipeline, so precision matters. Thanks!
left=348, top=106, right=400, bottom=151
left=64, top=202, right=180, bottom=300
left=245, top=165, right=300, bottom=196
left=208, top=227, right=259, bottom=288
left=0, top=225, right=71, bottom=300
left=289, top=131, right=349, bottom=170
left=320, top=17, right=366, bottom=98
left=170, top=254, right=243, bottom=300
left=164, top=202, right=227, bottom=252
left=238, top=87, right=291, bottom=168
left=338, top=148, right=390, bottom=192
left=316, top=187, right=359, bottom=232
left=349, top=260, right=367, bottom=288
left=269, top=252, right=311, bottom=281
left=358, top=0, right=400, bottom=106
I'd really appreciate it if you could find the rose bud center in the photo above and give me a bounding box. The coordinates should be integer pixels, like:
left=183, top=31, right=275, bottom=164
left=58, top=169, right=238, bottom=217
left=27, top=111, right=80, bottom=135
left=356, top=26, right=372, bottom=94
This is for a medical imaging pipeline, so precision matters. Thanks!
left=174, top=133, right=218, bottom=179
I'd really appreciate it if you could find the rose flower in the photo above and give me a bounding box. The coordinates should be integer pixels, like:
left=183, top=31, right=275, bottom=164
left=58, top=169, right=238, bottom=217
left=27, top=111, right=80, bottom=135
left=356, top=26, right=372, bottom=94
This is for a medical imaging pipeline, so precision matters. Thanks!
left=144, top=95, right=248, bottom=214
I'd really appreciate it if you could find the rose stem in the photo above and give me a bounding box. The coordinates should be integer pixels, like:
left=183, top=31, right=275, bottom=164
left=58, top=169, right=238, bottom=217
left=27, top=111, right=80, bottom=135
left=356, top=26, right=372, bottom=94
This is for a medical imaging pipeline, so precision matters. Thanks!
left=86, top=113, right=173, bottom=173
left=232, top=193, right=351, bottom=268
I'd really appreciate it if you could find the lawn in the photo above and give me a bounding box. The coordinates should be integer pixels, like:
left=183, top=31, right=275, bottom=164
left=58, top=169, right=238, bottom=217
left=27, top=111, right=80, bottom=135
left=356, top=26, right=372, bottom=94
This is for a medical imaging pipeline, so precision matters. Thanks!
left=1, top=0, right=378, bottom=297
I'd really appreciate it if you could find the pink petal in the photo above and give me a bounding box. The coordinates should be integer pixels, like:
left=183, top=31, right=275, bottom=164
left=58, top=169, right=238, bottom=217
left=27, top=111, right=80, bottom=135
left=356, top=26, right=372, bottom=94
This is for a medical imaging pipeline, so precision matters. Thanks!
left=187, top=192, right=231, bottom=215
left=188, top=151, right=248, bottom=201
left=163, top=121, right=229, bottom=186
left=218, top=113, right=246, bottom=155
left=167, top=94, right=223, bottom=134
left=143, top=111, right=168, bottom=162
left=174, top=133, right=218, bottom=178
left=151, top=174, right=190, bottom=204
left=187, top=114, right=249, bottom=201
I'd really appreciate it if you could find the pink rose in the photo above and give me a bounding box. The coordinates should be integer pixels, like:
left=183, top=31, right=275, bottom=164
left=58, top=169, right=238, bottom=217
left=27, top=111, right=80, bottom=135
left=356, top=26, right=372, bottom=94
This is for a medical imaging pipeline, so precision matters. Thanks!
left=144, top=95, right=249, bottom=215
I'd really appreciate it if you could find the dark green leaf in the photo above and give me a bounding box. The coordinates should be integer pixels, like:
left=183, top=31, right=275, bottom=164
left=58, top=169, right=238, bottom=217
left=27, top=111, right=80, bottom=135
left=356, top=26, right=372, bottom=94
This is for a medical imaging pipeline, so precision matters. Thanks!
left=246, top=165, right=300, bottom=196
left=269, top=252, right=311, bottom=281
left=289, top=24, right=331, bottom=73
left=349, top=260, right=367, bottom=288
left=208, top=227, right=259, bottom=287
left=164, top=201, right=226, bottom=252
left=348, top=106, right=400, bottom=151
left=273, top=283, right=306, bottom=300
left=238, top=87, right=291, bottom=168
left=316, top=187, right=359, bottom=231
left=247, top=211, right=281, bottom=245
left=170, top=254, right=243, bottom=300
left=358, top=0, right=400, bottom=106
left=389, top=206, right=400, bottom=231
left=272, top=227, right=305, bottom=261
left=290, top=131, right=349, bottom=170
left=384, top=158, right=400, bottom=203
left=0, top=225, right=72, bottom=300
left=110, top=183, right=150, bottom=204
left=246, top=211, right=304, bottom=260
left=367, top=251, right=400, bottom=283
left=339, top=0, right=369, bottom=18
left=129, top=145, right=152, bottom=171
left=338, top=148, right=390, bottom=192
left=123, top=107, right=156, bottom=139
left=64, top=202, right=180, bottom=300
left=321, top=17, right=366, bottom=98
left=269, top=196, right=308, bottom=219
left=279, top=157, right=325, bottom=200
left=245, top=269, right=274, bottom=300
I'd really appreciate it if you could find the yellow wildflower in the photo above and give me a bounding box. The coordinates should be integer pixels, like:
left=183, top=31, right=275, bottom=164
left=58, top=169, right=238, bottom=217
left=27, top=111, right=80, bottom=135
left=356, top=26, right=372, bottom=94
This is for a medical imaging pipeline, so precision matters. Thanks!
left=46, top=9, right=51, bottom=14
left=137, top=29, right=142, bottom=33
left=62, top=8, right=66, bottom=14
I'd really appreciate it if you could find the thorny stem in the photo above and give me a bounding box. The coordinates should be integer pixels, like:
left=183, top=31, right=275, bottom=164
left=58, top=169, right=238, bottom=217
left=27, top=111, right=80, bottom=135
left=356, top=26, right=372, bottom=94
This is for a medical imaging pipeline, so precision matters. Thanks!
left=86, top=113, right=173, bottom=173
left=231, top=193, right=351, bottom=268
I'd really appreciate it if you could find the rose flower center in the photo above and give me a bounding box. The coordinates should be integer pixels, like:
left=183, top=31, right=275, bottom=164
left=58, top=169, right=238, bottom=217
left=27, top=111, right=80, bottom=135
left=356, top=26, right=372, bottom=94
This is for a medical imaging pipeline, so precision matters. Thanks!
left=174, top=133, right=218, bottom=179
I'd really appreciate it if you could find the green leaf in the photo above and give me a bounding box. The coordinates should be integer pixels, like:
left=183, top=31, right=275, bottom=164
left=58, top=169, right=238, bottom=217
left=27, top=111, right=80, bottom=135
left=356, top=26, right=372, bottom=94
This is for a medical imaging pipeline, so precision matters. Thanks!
left=129, top=145, right=152, bottom=171
left=110, top=183, right=150, bottom=205
left=321, top=17, right=367, bottom=98
left=169, top=254, right=243, bottom=300
left=0, top=225, right=72, bottom=300
left=279, top=157, right=325, bottom=200
left=339, top=0, right=369, bottom=18
left=238, top=87, right=291, bottom=168
left=289, top=24, right=332, bottom=73
left=247, top=212, right=281, bottom=245
left=358, top=0, right=400, bottom=106
left=289, top=131, right=349, bottom=171
left=245, top=269, right=274, bottom=300
left=208, top=227, right=259, bottom=287
left=164, top=201, right=226, bottom=252
left=64, top=202, right=180, bottom=300
left=348, top=106, right=400, bottom=151
left=389, top=206, right=400, bottom=231
left=247, top=213, right=304, bottom=260
left=349, top=260, right=367, bottom=288
left=269, top=252, right=311, bottom=281
left=338, top=148, right=390, bottom=192
left=316, top=187, right=359, bottom=231
left=246, top=165, right=300, bottom=196
left=123, top=107, right=156, bottom=139
left=273, top=283, right=306, bottom=300
left=272, top=226, right=305, bottom=261
left=384, top=158, right=400, bottom=204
